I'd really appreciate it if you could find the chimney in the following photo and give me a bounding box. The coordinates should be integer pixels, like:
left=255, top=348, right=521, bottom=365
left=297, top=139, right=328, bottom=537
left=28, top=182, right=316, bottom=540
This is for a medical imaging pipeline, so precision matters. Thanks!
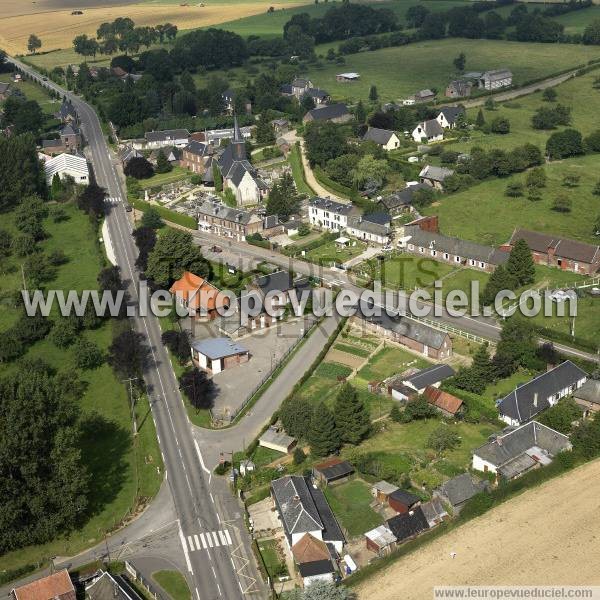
left=497, top=436, right=502, bottom=447
left=533, top=392, right=538, bottom=408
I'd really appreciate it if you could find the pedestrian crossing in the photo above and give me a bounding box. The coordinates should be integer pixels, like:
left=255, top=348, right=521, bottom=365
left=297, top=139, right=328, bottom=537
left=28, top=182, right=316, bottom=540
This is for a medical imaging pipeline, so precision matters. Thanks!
left=185, top=529, right=233, bottom=552
left=105, top=197, right=121, bottom=204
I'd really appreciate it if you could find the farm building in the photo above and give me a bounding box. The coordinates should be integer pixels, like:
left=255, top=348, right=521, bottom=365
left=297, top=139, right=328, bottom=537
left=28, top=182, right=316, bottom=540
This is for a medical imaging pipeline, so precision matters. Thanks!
left=259, top=425, right=297, bottom=454
left=191, top=337, right=249, bottom=374
left=424, top=386, right=464, bottom=417
left=472, top=421, right=572, bottom=480
left=434, top=473, right=488, bottom=513
left=364, top=525, right=396, bottom=555
left=573, top=379, right=600, bottom=416
left=170, top=271, right=229, bottom=320
left=412, top=119, right=444, bottom=143
left=362, top=127, right=401, bottom=151
left=445, top=80, right=473, bottom=98
left=502, top=229, right=600, bottom=275
left=386, top=507, right=429, bottom=544
left=418, top=165, right=454, bottom=189
left=303, top=103, right=352, bottom=124
left=478, top=69, right=513, bottom=90
left=371, top=480, right=399, bottom=502
left=403, top=364, right=456, bottom=394
left=386, top=375, right=418, bottom=403
left=336, top=72, right=360, bottom=82
left=413, top=89, right=435, bottom=103
left=388, top=489, right=420, bottom=514
left=420, top=499, right=448, bottom=528
left=312, top=458, right=355, bottom=485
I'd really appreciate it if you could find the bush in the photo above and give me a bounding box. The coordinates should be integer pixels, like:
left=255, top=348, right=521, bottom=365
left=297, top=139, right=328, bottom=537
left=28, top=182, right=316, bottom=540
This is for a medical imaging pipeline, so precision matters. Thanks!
left=74, top=338, right=104, bottom=370
left=293, top=447, right=306, bottom=465
left=214, top=461, right=231, bottom=475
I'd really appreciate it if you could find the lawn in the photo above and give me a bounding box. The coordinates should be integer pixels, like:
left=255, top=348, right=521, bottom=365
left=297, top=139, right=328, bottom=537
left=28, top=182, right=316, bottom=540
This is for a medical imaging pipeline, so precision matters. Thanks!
left=482, top=368, right=535, bottom=405
left=301, top=39, right=600, bottom=104
left=257, top=538, right=288, bottom=579
left=306, top=239, right=367, bottom=266
left=288, top=143, right=315, bottom=196
left=356, top=345, right=430, bottom=383
left=0, top=205, right=162, bottom=571
left=138, top=166, right=190, bottom=190
left=152, top=570, right=191, bottom=600
left=555, top=5, right=600, bottom=34
left=324, top=479, right=382, bottom=538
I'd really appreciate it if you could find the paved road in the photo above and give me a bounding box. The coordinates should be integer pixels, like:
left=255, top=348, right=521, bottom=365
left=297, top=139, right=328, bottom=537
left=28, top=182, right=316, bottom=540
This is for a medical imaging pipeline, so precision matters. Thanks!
left=7, top=58, right=266, bottom=600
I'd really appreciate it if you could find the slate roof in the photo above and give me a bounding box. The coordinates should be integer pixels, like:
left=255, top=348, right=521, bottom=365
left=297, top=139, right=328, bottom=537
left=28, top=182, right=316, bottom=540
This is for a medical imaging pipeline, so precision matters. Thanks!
left=86, top=572, right=140, bottom=600
left=197, top=199, right=258, bottom=225
left=474, top=421, right=572, bottom=468
left=305, top=88, right=329, bottom=99
left=56, top=99, right=77, bottom=121
left=404, top=224, right=509, bottom=266
left=271, top=475, right=323, bottom=536
left=573, top=379, right=600, bottom=405
left=280, top=84, right=293, bottom=95
left=481, top=69, right=513, bottom=82
left=437, top=106, right=465, bottom=125
left=313, top=457, right=354, bottom=481
left=415, top=119, right=444, bottom=138
left=363, top=211, right=391, bottom=226
left=362, top=127, right=396, bottom=146
left=378, top=184, right=432, bottom=210
left=508, top=228, right=600, bottom=265
left=305, top=103, right=350, bottom=121
left=404, top=364, right=455, bottom=390
left=347, top=215, right=390, bottom=237
left=420, top=498, right=448, bottom=527
left=386, top=507, right=429, bottom=542
left=497, top=361, right=588, bottom=424
left=145, top=129, right=190, bottom=143
left=419, top=164, right=453, bottom=182
left=310, top=197, right=354, bottom=215
left=59, top=123, right=80, bottom=136
left=298, top=559, right=335, bottom=578
left=252, top=270, right=294, bottom=295
left=191, top=337, right=248, bottom=360
left=42, top=139, right=64, bottom=149
left=307, top=484, right=345, bottom=544
left=292, top=77, right=311, bottom=88
left=437, top=473, right=486, bottom=507
left=388, top=488, right=420, bottom=507
left=185, top=140, right=209, bottom=156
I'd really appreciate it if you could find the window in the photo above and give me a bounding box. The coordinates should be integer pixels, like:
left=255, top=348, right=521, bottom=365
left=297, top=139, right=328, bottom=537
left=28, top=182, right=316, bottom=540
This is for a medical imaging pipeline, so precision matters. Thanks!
left=408, top=244, right=414, bottom=250
left=455, top=256, right=461, bottom=263
left=431, top=250, right=437, bottom=257
left=443, top=253, right=449, bottom=260
left=480, top=262, right=485, bottom=268
left=419, top=247, right=424, bottom=253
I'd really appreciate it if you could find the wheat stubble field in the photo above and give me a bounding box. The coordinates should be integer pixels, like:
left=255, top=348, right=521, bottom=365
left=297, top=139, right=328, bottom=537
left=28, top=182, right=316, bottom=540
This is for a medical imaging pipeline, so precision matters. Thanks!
left=0, top=0, right=302, bottom=54
left=356, top=458, right=600, bottom=599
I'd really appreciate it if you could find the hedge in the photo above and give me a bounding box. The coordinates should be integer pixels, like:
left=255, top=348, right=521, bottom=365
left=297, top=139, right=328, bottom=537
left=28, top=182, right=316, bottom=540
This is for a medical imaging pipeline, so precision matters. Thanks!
left=535, top=325, right=598, bottom=354
left=0, top=564, right=37, bottom=586
left=313, top=166, right=360, bottom=201
left=131, top=198, right=197, bottom=230
left=442, top=385, right=499, bottom=423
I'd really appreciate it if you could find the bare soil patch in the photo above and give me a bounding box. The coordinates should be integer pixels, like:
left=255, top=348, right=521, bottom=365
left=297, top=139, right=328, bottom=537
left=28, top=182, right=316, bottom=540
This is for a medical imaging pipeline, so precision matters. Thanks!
left=325, top=349, right=365, bottom=370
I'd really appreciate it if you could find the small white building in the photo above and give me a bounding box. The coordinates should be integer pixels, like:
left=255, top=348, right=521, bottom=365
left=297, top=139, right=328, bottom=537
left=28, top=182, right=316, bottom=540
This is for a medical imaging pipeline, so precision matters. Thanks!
left=346, top=213, right=391, bottom=245
left=478, top=69, right=513, bottom=90
left=308, top=197, right=354, bottom=232
left=362, top=127, right=401, bottom=151
left=44, top=152, right=89, bottom=185
left=190, top=337, right=249, bottom=374
left=336, top=72, right=360, bottom=82
left=412, top=119, right=444, bottom=143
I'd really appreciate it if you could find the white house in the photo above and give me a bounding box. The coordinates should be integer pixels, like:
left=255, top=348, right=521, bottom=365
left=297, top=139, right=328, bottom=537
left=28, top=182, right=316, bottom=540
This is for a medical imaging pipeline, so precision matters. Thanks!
left=346, top=213, right=391, bottom=245
left=478, top=69, right=513, bottom=90
left=144, top=129, right=190, bottom=149
left=436, top=106, right=465, bottom=129
left=309, top=197, right=354, bottom=231
left=412, top=119, right=444, bottom=143
left=362, top=127, right=401, bottom=151
left=44, top=152, right=89, bottom=185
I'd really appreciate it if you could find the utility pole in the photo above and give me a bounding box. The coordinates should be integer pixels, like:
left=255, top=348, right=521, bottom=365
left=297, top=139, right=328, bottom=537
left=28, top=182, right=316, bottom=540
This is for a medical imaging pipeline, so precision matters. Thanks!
left=122, top=377, right=138, bottom=435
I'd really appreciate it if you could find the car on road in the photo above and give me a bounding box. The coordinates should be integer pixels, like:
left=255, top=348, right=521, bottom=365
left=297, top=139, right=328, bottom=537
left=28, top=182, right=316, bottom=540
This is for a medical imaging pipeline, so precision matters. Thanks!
left=124, top=204, right=133, bottom=212
left=210, top=245, right=222, bottom=253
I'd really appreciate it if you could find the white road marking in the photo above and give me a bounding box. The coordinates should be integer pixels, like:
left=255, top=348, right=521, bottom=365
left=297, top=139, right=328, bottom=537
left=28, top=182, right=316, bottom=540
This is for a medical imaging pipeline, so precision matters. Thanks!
left=178, top=524, right=193, bottom=573
left=212, top=531, right=220, bottom=547
left=200, top=532, right=207, bottom=549
left=194, top=534, right=201, bottom=550
left=194, top=439, right=211, bottom=475
left=188, top=535, right=196, bottom=551
left=218, top=531, right=228, bottom=546
left=206, top=532, right=214, bottom=548
left=224, top=529, right=233, bottom=545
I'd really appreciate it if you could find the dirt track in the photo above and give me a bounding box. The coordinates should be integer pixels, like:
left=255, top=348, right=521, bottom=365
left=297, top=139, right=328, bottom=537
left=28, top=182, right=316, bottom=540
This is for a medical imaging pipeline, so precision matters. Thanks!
left=356, top=459, right=600, bottom=599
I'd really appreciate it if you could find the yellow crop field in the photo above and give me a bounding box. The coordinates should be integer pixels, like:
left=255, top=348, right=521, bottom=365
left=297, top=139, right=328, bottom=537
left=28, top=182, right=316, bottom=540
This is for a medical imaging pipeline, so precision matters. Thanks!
left=0, top=1, right=301, bottom=55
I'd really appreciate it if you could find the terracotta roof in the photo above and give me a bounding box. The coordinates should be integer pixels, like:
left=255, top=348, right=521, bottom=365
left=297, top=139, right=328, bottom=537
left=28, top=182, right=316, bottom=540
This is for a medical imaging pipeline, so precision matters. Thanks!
left=169, top=271, right=227, bottom=312
left=292, top=533, right=330, bottom=564
left=13, top=570, right=75, bottom=600
left=424, top=386, right=463, bottom=415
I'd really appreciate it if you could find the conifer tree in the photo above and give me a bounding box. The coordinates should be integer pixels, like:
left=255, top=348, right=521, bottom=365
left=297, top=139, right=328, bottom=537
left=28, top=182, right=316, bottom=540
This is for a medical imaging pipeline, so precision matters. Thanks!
left=481, top=264, right=515, bottom=306
left=506, top=239, right=535, bottom=287
left=475, top=109, right=485, bottom=128
left=333, top=383, right=371, bottom=445
left=309, top=402, right=340, bottom=457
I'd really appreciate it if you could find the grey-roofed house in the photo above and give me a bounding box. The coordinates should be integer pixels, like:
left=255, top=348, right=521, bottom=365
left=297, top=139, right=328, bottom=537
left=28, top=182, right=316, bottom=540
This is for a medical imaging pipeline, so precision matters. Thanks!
left=414, top=89, right=436, bottom=103
left=260, top=425, right=297, bottom=454
left=479, top=69, right=513, bottom=90
left=573, top=379, right=600, bottom=416
left=420, top=498, right=448, bottom=528
left=403, top=363, right=456, bottom=393
left=55, top=98, right=78, bottom=123
left=118, top=145, right=142, bottom=167
left=191, top=337, right=249, bottom=374
left=309, top=197, right=355, bottom=231
left=346, top=214, right=391, bottom=245
left=144, top=129, right=190, bottom=149
left=377, top=183, right=432, bottom=215
left=249, top=269, right=293, bottom=297
left=419, top=165, right=454, bottom=189
left=271, top=475, right=345, bottom=552
left=436, top=106, right=465, bottom=129
left=355, top=301, right=452, bottom=360
left=197, top=199, right=264, bottom=241
left=386, top=507, right=429, bottom=543
left=402, top=224, right=509, bottom=272
left=362, top=127, right=401, bottom=151
left=85, top=571, right=141, bottom=600
left=472, top=421, right=572, bottom=480
left=182, top=140, right=211, bottom=174
left=303, top=103, right=352, bottom=124
left=497, top=361, right=588, bottom=426
left=434, top=473, right=488, bottom=513
left=412, top=119, right=444, bottom=143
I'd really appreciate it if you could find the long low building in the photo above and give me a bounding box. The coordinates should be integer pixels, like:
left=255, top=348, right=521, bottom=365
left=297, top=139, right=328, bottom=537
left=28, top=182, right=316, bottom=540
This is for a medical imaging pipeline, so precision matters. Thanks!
left=43, top=152, right=89, bottom=185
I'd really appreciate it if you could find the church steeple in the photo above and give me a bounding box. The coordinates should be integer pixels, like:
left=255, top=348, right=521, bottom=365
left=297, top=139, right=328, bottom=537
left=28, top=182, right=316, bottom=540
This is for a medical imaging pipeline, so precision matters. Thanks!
left=233, top=112, right=243, bottom=143
left=231, top=112, right=246, bottom=160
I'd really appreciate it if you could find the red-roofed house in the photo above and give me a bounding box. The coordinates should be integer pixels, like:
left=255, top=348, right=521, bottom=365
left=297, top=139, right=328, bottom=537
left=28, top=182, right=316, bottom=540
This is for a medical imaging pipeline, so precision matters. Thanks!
left=169, top=271, right=229, bottom=320
left=12, top=570, right=75, bottom=600
left=424, top=386, right=463, bottom=417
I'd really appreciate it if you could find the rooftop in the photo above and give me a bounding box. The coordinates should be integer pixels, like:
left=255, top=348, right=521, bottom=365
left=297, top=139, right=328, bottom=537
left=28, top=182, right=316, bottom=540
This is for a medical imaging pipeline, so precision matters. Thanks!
left=313, top=457, right=354, bottom=481
left=13, top=570, right=74, bottom=600
left=437, top=473, right=486, bottom=507
left=364, top=525, right=396, bottom=547
left=310, top=196, right=354, bottom=215
left=292, top=533, right=330, bottom=564
left=404, top=363, right=456, bottom=390
left=386, top=507, right=429, bottom=542
left=191, top=337, right=248, bottom=360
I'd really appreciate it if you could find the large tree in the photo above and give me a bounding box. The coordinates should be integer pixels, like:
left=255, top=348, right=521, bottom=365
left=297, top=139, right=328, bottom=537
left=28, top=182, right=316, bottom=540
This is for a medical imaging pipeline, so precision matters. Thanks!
left=333, top=383, right=371, bottom=445
left=481, top=264, right=515, bottom=307
left=107, top=329, right=148, bottom=379
left=493, top=316, right=540, bottom=377
left=27, top=34, right=42, bottom=54
left=506, top=239, right=535, bottom=287
left=280, top=396, right=314, bottom=440
left=266, top=172, right=300, bottom=220
left=179, top=368, right=214, bottom=410
left=308, top=402, right=340, bottom=457
left=133, top=225, right=157, bottom=270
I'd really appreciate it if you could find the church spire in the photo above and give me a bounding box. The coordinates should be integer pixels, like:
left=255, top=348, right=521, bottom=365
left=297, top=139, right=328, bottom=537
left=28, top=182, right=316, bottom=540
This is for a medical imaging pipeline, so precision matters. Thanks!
left=233, top=112, right=243, bottom=144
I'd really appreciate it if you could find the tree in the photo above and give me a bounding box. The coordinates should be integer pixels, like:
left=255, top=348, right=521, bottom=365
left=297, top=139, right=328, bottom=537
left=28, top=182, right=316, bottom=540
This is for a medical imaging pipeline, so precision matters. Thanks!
left=584, top=130, right=600, bottom=153
left=594, top=214, right=600, bottom=236
left=107, top=330, right=148, bottom=379
left=179, top=368, right=214, bottom=410
left=484, top=97, right=496, bottom=111
left=2, top=97, right=44, bottom=135
left=255, top=112, right=275, bottom=144
left=402, top=396, right=437, bottom=422
left=493, top=316, right=540, bottom=377
left=50, top=317, right=80, bottom=349
left=280, top=396, right=314, bottom=440
left=0, top=229, right=12, bottom=258
left=161, top=329, right=190, bottom=364
left=543, top=88, right=557, bottom=102
left=213, top=162, right=223, bottom=192
left=0, top=361, right=88, bottom=553
left=308, top=402, right=340, bottom=457
left=526, top=167, right=547, bottom=189
left=77, top=183, right=106, bottom=221
left=146, top=228, right=209, bottom=287
left=73, top=34, right=100, bottom=58
left=562, top=174, right=580, bottom=188
left=482, top=264, right=515, bottom=306
left=352, top=155, right=389, bottom=190
left=490, top=117, right=510, bottom=134
left=333, top=383, right=371, bottom=445
left=582, top=19, right=600, bottom=45
left=74, top=338, right=104, bottom=370
left=427, top=426, right=461, bottom=455
left=293, top=447, right=306, bottom=465
left=155, top=150, right=172, bottom=174
left=546, top=129, right=585, bottom=160
left=355, top=100, right=366, bottom=124
left=27, top=34, right=42, bottom=54
left=552, top=194, right=572, bottom=213
left=475, top=109, right=485, bottom=128
left=538, top=398, right=580, bottom=434
left=419, top=13, right=445, bottom=39
left=572, top=412, right=600, bottom=459
left=304, top=121, right=348, bottom=167
left=288, top=581, right=356, bottom=600
left=505, top=182, right=524, bottom=197
left=453, top=52, right=466, bottom=73
left=266, top=172, right=300, bottom=220
left=141, top=207, right=164, bottom=230
left=506, top=238, right=535, bottom=287
left=124, top=156, right=154, bottom=179
left=368, top=85, right=378, bottom=102
left=406, top=5, right=429, bottom=28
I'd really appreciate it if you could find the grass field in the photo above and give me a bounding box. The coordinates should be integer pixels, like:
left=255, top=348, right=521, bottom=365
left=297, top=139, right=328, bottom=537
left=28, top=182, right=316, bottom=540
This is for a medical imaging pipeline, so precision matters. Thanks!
left=0, top=204, right=162, bottom=571
left=306, top=239, right=367, bottom=266
left=257, top=538, right=288, bottom=579
left=152, top=570, right=191, bottom=600
left=324, top=479, right=382, bottom=538
left=555, top=5, right=600, bottom=34
left=301, top=39, right=600, bottom=104
left=139, top=166, right=190, bottom=190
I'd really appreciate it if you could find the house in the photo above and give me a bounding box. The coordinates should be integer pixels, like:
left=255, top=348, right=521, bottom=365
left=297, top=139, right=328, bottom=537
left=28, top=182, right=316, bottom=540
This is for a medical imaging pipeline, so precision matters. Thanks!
left=364, top=525, right=396, bottom=555
left=304, top=88, right=330, bottom=105
left=55, top=98, right=78, bottom=123
left=197, top=199, right=264, bottom=241
left=248, top=270, right=309, bottom=306
left=12, top=570, right=76, bottom=600
left=371, top=480, right=399, bottom=502
left=181, top=140, right=212, bottom=174
left=303, top=103, right=352, bottom=124
left=260, top=425, right=297, bottom=454
left=497, top=361, right=588, bottom=426
left=502, top=228, right=600, bottom=275
left=472, top=421, right=572, bottom=480
left=149, top=146, right=182, bottom=166
left=144, top=129, right=190, bottom=149
left=413, top=89, right=435, bottom=103
left=386, top=507, right=429, bottom=543
left=271, top=118, right=290, bottom=133
left=291, top=77, right=313, bottom=97
left=388, top=489, right=420, bottom=514
left=217, top=117, right=268, bottom=205
left=479, top=69, right=513, bottom=90
left=402, top=224, right=509, bottom=272
left=41, top=138, right=68, bottom=156
left=203, top=125, right=254, bottom=146
left=44, top=152, right=89, bottom=185
left=313, top=457, right=355, bottom=485
left=0, top=81, right=11, bottom=100
left=412, top=119, right=444, bottom=143
left=419, top=165, right=454, bottom=189
left=377, top=183, right=431, bottom=215
left=271, top=475, right=345, bottom=552
left=118, top=145, right=142, bottom=167
left=309, top=197, right=355, bottom=231
left=434, top=473, right=487, bottom=513
left=573, top=379, right=600, bottom=416
left=420, top=498, right=448, bottom=528
left=346, top=213, right=391, bottom=245
left=169, top=271, right=229, bottom=320
left=362, top=127, right=401, bottom=151
left=436, top=106, right=465, bottom=129
left=424, top=386, right=463, bottom=417
left=85, top=571, right=141, bottom=600
left=336, top=72, right=360, bottom=82
left=445, top=80, right=473, bottom=99
left=356, top=305, right=453, bottom=360
left=191, top=337, right=249, bottom=373
left=292, top=533, right=336, bottom=587
left=403, top=364, right=456, bottom=394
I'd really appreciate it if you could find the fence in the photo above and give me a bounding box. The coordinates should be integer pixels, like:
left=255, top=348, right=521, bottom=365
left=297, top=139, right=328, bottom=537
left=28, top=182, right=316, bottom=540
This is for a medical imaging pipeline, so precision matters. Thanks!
left=408, top=313, right=496, bottom=346
left=124, top=561, right=166, bottom=600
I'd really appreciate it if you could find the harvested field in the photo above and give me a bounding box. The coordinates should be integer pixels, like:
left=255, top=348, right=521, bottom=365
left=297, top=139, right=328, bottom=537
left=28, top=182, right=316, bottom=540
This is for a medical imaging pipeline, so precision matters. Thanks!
left=356, top=459, right=600, bottom=599
left=0, top=1, right=301, bottom=54
left=325, top=348, right=365, bottom=370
